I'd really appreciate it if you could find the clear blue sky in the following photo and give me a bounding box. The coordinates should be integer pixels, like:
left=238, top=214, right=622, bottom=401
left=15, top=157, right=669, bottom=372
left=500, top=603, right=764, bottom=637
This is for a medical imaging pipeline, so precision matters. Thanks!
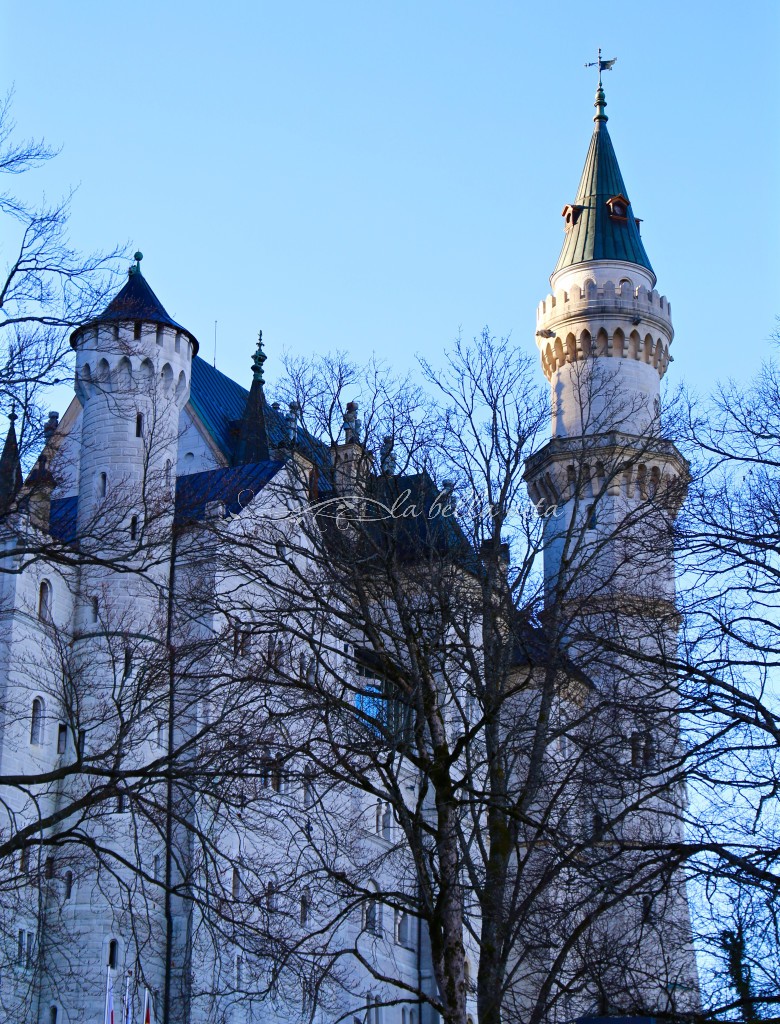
left=3, top=0, right=779, bottom=405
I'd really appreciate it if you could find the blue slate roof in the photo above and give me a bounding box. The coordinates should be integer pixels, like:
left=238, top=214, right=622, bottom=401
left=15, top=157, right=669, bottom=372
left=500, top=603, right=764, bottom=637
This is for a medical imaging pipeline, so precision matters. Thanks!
left=71, top=264, right=199, bottom=353
left=175, top=460, right=284, bottom=525
left=188, top=356, right=332, bottom=476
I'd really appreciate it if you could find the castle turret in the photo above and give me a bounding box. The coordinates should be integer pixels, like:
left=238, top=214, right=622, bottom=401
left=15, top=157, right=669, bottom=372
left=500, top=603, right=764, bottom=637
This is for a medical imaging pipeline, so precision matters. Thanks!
left=71, top=252, right=197, bottom=626
left=525, top=84, right=687, bottom=604
left=524, top=81, right=699, bottom=1019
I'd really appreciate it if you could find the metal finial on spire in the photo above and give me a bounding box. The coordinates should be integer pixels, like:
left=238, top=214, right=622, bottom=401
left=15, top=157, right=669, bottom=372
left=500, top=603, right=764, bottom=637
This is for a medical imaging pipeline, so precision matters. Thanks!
left=585, top=48, right=615, bottom=125
left=8, top=405, right=17, bottom=424
left=252, top=330, right=267, bottom=385
left=585, top=47, right=617, bottom=88
left=129, top=251, right=143, bottom=277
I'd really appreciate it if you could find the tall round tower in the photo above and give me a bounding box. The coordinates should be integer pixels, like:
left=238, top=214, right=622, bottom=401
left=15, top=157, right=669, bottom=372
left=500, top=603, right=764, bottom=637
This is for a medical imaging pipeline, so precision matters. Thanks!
left=524, top=82, right=700, bottom=1019
left=53, top=257, right=199, bottom=1016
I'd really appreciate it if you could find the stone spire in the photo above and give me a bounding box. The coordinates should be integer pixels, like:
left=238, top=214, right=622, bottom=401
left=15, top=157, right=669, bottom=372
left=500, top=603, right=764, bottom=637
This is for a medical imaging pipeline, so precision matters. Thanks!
left=555, top=83, right=653, bottom=277
left=232, top=332, right=270, bottom=465
left=0, top=409, right=23, bottom=513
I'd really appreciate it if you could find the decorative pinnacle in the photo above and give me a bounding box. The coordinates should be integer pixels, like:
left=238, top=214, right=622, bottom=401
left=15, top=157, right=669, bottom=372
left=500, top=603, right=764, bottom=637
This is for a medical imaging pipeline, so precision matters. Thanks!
left=252, top=330, right=266, bottom=384
left=8, top=405, right=16, bottom=424
left=594, top=84, right=608, bottom=124
left=129, top=251, right=144, bottom=277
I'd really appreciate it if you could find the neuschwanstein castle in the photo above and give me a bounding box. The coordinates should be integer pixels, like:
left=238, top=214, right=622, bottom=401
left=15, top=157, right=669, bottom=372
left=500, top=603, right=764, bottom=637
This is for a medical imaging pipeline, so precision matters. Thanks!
left=0, top=81, right=700, bottom=1024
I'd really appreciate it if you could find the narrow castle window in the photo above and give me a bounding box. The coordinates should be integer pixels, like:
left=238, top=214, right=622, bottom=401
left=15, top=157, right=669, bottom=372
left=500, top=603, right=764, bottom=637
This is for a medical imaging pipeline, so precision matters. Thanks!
left=303, top=766, right=314, bottom=808
left=175, top=332, right=182, bottom=353
left=91, top=597, right=99, bottom=624
left=30, top=698, right=44, bottom=745
left=98, top=472, right=107, bottom=498
left=133, top=321, right=142, bottom=341
left=57, top=724, right=67, bottom=754
left=123, top=648, right=132, bottom=679
left=156, top=325, right=164, bottom=346
left=300, top=891, right=310, bottom=927
left=38, top=580, right=52, bottom=621
left=44, top=856, right=54, bottom=880
left=585, top=504, right=597, bottom=530
left=135, top=412, right=143, bottom=437
left=130, top=515, right=138, bottom=540
left=49, top=1007, right=58, bottom=1024
left=231, top=867, right=240, bottom=899
left=64, top=870, right=73, bottom=900
left=107, top=939, right=118, bottom=969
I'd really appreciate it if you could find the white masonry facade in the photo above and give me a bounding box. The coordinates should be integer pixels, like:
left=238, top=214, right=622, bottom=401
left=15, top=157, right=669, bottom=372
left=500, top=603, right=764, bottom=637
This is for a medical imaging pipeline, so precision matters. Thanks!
left=0, top=84, right=700, bottom=1024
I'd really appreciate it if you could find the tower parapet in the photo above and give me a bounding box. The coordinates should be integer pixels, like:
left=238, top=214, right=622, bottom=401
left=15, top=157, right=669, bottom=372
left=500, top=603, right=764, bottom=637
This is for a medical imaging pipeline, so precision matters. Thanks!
left=535, top=274, right=673, bottom=382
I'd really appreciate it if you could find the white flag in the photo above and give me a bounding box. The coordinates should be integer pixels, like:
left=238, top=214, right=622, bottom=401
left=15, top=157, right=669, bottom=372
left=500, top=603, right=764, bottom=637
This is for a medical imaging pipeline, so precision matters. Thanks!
left=123, top=973, right=132, bottom=1024
left=104, top=968, right=115, bottom=1024
left=142, top=988, right=155, bottom=1024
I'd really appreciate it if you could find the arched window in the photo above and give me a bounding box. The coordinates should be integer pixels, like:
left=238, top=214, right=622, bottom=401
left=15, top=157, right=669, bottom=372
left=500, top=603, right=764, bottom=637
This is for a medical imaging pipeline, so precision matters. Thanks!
left=266, top=876, right=278, bottom=913
left=38, top=580, right=52, bottom=622
left=49, top=1006, right=58, bottom=1024
left=107, top=939, right=118, bottom=969
left=130, top=515, right=138, bottom=541
left=98, top=472, right=107, bottom=498
left=91, top=597, right=99, bottom=624
left=135, top=412, right=143, bottom=437
left=30, top=698, right=44, bottom=745
left=63, top=870, right=73, bottom=900
left=644, top=730, right=656, bottom=768
left=592, top=811, right=605, bottom=842
left=300, top=891, right=310, bottom=927
left=303, top=766, right=314, bottom=808
left=365, top=883, right=381, bottom=935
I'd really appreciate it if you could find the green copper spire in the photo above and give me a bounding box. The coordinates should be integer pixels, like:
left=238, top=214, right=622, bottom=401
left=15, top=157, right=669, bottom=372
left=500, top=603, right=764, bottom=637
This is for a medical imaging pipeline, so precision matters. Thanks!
left=554, top=84, right=654, bottom=278
left=252, top=330, right=266, bottom=385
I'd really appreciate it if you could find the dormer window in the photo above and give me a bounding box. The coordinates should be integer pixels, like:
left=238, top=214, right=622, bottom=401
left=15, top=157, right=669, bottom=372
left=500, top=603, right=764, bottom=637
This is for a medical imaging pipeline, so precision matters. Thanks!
left=561, top=204, right=583, bottom=231
left=606, top=194, right=630, bottom=221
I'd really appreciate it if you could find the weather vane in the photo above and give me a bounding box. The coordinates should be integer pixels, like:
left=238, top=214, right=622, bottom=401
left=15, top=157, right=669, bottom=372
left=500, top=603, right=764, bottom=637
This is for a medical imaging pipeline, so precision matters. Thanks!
left=585, top=47, right=617, bottom=87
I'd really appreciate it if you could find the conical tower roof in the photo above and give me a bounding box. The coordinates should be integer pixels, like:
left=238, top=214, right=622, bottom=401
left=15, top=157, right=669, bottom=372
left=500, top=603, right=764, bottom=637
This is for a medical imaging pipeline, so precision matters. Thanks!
left=554, top=85, right=653, bottom=278
left=71, top=253, right=199, bottom=352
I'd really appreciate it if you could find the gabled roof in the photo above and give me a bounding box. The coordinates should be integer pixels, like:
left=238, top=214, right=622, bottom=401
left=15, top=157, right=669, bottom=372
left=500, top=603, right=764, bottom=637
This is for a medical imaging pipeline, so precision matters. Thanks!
left=554, top=86, right=653, bottom=277
left=175, top=460, right=284, bottom=525
left=71, top=255, right=198, bottom=352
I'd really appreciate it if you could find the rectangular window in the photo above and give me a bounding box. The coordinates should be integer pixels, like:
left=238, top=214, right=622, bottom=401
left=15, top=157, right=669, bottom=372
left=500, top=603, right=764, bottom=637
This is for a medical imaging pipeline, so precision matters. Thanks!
left=154, top=853, right=161, bottom=882
left=78, top=729, right=86, bottom=758
left=57, top=724, right=67, bottom=754
left=133, top=321, right=142, bottom=341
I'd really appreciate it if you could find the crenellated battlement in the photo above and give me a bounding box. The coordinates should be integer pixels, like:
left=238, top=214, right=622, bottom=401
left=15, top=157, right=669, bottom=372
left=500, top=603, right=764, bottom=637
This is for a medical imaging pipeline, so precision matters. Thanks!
left=534, top=279, right=674, bottom=382
left=75, top=323, right=191, bottom=409
left=524, top=434, right=689, bottom=514
left=537, top=279, right=672, bottom=325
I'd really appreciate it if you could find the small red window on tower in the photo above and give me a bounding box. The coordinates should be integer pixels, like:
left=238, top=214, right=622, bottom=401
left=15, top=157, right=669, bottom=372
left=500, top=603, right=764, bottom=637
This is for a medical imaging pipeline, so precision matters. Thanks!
left=561, top=204, right=583, bottom=230
left=606, top=194, right=630, bottom=221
